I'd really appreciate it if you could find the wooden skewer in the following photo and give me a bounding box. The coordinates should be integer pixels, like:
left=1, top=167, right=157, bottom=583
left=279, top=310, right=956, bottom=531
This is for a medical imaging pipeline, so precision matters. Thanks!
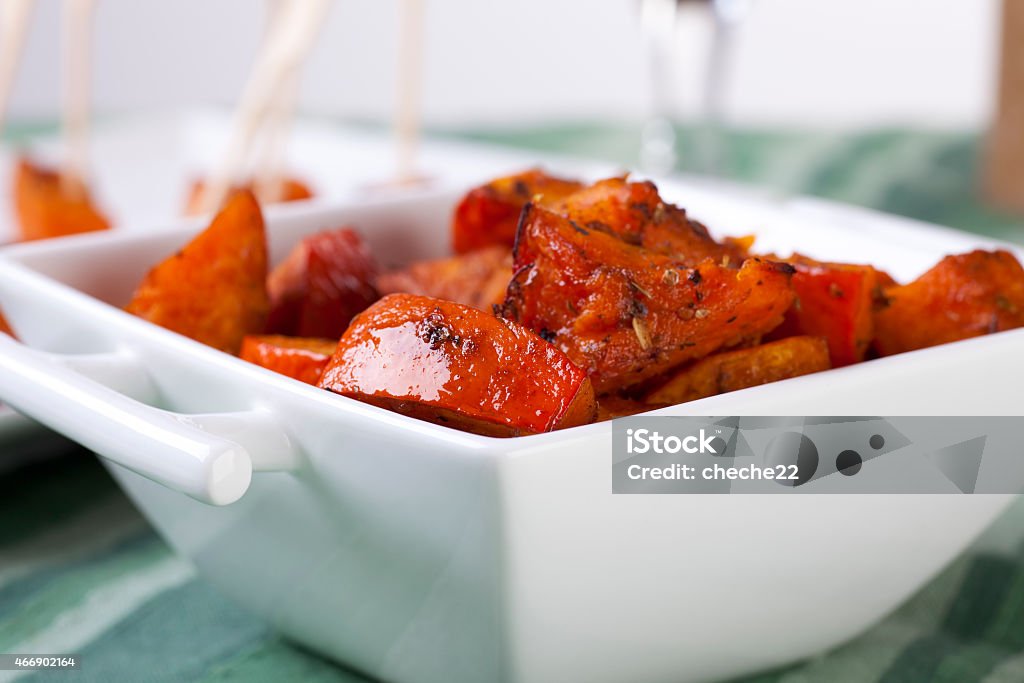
left=199, top=0, right=330, bottom=214
left=262, top=0, right=287, bottom=43
left=61, top=0, right=97, bottom=198
left=0, top=0, right=36, bottom=137
left=253, top=0, right=297, bottom=204
left=394, top=0, right=424, bottom=184
left=254, top=67, right=299, bottom=204
left=254, top=0, right=294, bottom=203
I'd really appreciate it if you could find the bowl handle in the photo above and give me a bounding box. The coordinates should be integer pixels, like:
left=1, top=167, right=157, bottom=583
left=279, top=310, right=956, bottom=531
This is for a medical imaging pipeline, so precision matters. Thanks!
left=0, top=333, right=295, bottom=505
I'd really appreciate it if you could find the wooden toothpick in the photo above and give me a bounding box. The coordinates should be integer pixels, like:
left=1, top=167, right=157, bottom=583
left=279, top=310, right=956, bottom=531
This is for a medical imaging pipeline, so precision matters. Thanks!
left=0, top=0, right=37, bottom=137
left=254, top=68, right=299, bottom=204
left=394, top=0, right=424, bottom=184
left=61, top=0, right=98, bottom=198
left=199, top=0, right=330, bottom=214
left=254, top=0, right=296, bottom=203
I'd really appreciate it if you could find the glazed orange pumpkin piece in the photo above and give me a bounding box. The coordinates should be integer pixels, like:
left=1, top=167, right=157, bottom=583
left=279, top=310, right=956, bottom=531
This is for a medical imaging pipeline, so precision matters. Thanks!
left=126, top=191, right=269, bottom=354
left=266, top=227, right=379, bottom=339
left=240, top=335, right=337, bottom=385
left=550, top=177, right=749, bottom=266
left=183, top=176, right=314, bottom=216
left=319, top=294, right=597, bottom=436
left=645, top=336, right=830, bottom=405
left=874, top=249, right=1024, bottom=356
left=502, top=204, right=796, bottom=393
left=13, top=158, right=111, bottom=241
left=376, top=245, right=512, bottom=312
left=452, top=168, right=584, bottom=253
left=768, top=256, right=885, bottom=367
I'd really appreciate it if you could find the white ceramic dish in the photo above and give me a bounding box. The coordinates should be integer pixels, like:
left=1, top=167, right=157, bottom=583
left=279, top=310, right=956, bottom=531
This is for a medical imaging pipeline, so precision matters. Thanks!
left=0, top=180, right=1021, bottom=683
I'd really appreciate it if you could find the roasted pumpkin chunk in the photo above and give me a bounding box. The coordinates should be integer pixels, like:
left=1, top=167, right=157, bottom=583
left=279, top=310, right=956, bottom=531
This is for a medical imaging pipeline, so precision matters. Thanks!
left=0, top=310, right=14, bottom=338
left=266, top=227, right=379, bottom=339
left=550, top=177, right=749, bottom=266
left=184, top=176, right=314, bottom=216
left=240, top=335, right=337, bottom=385
left=645, top=336, right=830, bottom=405
left=13, top=158, right=111, bottom=241
left=874, top=249, right=1024, bottom=355
left=769, top=256, right=884, bottom=367
left=502, top=204, right=796, bottom=393
left=126, top=191, right=269, bottom=354
left=376, top=245, right=512, bottom=312
left=318, top=294, right=597, bottom=436
left=452, top=168, right=584, bottom=253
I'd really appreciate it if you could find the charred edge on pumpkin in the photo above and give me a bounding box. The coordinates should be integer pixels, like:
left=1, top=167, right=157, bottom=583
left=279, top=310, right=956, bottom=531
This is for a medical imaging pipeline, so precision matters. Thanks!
left=568, top=219, right=589, bottom=236
left=629, top=200, right=652, bottom=220
left=771, top=261, right=798, bottom=275
left=499, top=262, right=534, bottom=321
left=688, top=218, right=713, bottom=239
left=510, top=201, right=534, bottom=263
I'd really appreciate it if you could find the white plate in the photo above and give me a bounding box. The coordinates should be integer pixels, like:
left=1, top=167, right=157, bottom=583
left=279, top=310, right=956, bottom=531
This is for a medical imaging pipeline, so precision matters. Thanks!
left=0, top=108, right=618, bottom=243
left=0, top=177, right=1020, bottom=683
left=0, top=109, right=617, bottom=444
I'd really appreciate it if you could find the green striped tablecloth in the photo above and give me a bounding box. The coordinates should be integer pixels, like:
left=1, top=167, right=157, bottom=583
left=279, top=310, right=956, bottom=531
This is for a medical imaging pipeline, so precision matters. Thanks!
left=3, top=125, right=1024, bottom=683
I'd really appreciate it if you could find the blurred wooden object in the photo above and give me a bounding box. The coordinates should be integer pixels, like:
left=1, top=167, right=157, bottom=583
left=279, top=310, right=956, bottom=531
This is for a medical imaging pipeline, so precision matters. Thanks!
left=0, top=0, right=36, bottom=134
left=393, top=0, right=424, bottom=184
left=254, top=0, right=300, bottom=204
left=61, top=0, right=97, bottom=198
left=987, top=0, right=1024, bottom=212
left=198, top=0, right=330, bottom=214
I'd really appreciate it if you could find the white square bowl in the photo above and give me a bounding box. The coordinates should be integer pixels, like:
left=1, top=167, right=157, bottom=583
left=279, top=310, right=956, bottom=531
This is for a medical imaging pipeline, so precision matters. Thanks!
left=0, top=179, right=1020, bottom=683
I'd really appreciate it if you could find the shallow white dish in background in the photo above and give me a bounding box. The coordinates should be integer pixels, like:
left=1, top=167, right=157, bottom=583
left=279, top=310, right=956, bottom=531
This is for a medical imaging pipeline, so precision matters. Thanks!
left=0, top=108, right=617, bottom=244
left=0, top=177, right=1021, bottom=683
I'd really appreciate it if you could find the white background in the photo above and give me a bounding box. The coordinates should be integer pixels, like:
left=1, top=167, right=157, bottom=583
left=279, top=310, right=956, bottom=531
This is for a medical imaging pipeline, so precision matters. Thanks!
left=4, top=0, right=1002, bottom=130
